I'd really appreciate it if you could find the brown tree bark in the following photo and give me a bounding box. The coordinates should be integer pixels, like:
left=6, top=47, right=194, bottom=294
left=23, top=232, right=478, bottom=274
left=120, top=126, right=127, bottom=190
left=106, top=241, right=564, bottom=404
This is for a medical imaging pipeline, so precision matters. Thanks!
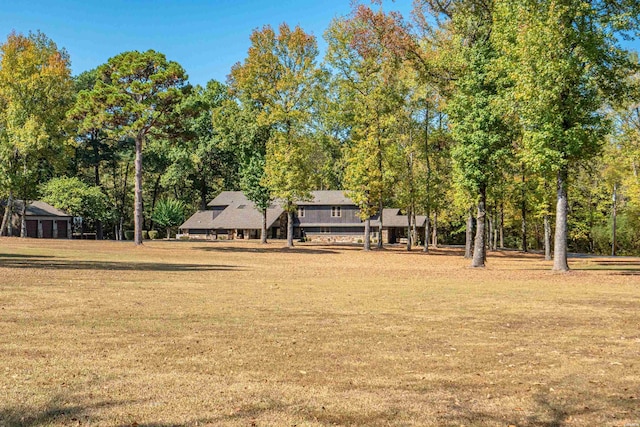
left=432, top=210, right=438, bottom=248
left=377, top=200, right=384, bottom=249
left=93, top=135, right=103, bottom=240
left=544, top=214, right=552, bottom=261
left=406, top=207, right=412, bottom=251
left=611, top=184, right=617, bottom=256
left=553, top=167, right=569, bottom=271
left=465, top=207, right=474, bottom=259
left=472, top=186, right=487, bottom=268
left=424, top=214, right=430, bottom=253
left=488, top=210, right=494, bottom=252
left=499, top=202, right=504, bottom=249
left=364, top=217, right=371, bottom=251
left=134, top=135, right=144, bottom=246
left=1, top=192, right=12, bottom=236
left=261, top=210, right=268, bottom=244
left=286, top=210, right=294, bottom=248
left=521, top=171, right=528, bottom=252
left=20, top=200, right=27, bottom=238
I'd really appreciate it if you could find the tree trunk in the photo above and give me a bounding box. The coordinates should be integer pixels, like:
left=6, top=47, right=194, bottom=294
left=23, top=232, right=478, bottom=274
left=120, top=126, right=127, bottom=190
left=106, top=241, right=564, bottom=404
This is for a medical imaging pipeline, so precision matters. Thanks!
left=424, top=104, right=431, bottom=254
left=93, top=136, right=103, bottom=240
left=286, top=210, right=294, bottom=248
left=261, top=209, right=268, bottom=244
left=20, top=201, right=27, bottom=238
left=553, top=167, right=569, bottom=271
left=488, top=210, right=494, bottom=252
left=432, top=210, right=438, bottom=248
left=423, top=213, right=430, bottom=253
left=134, top=136, right=144, bottom=246
left=364, top=217, right=371, bottom=251
left=465, top=207, right=474, bottom=259
left=611, top=184, right=617, bottom=256
left=1, top=192, right=12, bottom=236
left=406, top=207, right=412, bottom=251
left=521, top=172, right=527, bottom=252
left=492, top=211, right=498, bottom=251
left=499, top=202, right=504, bottom=249
left=377, top=200, right=383, bottom=249
left=472, top=186, right=487, bottom=268
left=544, top=214, right=551, bottom=261
left=149, top=174, right=162, bottom=231
left=412, top=210, right=417, bottom=247
left=166, top=227, right=171, bottom=240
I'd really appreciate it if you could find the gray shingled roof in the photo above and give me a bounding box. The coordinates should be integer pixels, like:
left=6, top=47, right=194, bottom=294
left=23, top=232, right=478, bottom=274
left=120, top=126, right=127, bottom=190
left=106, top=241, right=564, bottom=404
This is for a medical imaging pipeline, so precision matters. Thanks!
left=210, top=201, right=284, bottom=229
left=297, top=190, right=354, bottom=206
left=8, top=200, right=72, bottom=217
left=372, top=209, right=427, bottom=228
left=207, top=191, right=247, bottom=207
left=182, top=196, right=284, bottom=231
left=180, top=210, right=216, bottom=229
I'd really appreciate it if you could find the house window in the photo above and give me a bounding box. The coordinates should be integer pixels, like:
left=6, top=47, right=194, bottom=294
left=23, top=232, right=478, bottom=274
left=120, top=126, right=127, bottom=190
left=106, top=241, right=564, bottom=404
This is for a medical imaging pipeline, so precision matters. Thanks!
left=331, top=206, right=341, bottom=217
left=297, top=206, right=305, bottom=217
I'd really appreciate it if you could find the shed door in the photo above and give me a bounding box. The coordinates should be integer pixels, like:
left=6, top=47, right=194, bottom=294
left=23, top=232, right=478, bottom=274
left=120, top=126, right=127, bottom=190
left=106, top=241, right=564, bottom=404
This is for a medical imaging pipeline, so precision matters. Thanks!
left=26, top=220, right=38, bottom=238
left=56, top=220, right=68, bottom=238
left=41, top=220, right=53, bottom=238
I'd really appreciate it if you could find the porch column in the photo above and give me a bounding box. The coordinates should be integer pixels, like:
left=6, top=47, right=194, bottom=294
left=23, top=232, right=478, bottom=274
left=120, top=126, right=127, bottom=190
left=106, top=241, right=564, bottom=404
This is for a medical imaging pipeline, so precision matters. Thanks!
left=53, top=220, right=58, bottom=238
left=37, top=220, right=43, bottom=238
left=67, top=219, right=72, bottom=239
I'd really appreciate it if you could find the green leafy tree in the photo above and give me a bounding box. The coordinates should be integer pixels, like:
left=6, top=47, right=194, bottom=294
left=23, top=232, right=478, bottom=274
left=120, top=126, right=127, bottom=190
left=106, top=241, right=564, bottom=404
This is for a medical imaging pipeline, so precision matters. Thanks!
left=325, top=16, right=403, bottom=250
left=68, top=68, right=114, bottom=239
left=40, top=176, right=110, bottom=237
left=435, top=2, right=514, bottom=268
left=152, top=198, right=186, bottom=239
left=240, top=154, right=272, bottom=244
left=162, top=80, right=239, bottom=211
left=494, top=0, right=640, bottom=270
left=230, top=23, right=318, bottom=247
left=73, top=50, right=188, bottom=245
left=0, top=31, right=73, bottom=236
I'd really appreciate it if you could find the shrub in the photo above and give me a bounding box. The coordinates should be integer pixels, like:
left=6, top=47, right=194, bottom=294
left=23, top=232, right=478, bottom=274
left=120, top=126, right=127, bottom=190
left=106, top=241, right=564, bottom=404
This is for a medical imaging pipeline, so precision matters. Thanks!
left=142, top=230, right=149, bottom=240
left=124, top=230, right=134, bottom=240
left=152, top=198, right=186, bottom=239
left=148, top=230, right=159, bottom=240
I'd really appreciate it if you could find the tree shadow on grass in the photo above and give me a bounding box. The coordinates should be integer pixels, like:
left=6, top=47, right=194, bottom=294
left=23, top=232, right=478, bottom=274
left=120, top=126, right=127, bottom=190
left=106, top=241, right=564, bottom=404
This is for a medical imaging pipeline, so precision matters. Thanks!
left=0, top=253, right=55, bottom=259
left=437, top=393, right=596, bottom=427
left=571, top=259, right=640, bottom=276
left=1, top=397, right=140, bottom=427
left=195, top=244, right=341, bottom=255
left=0, top=254, right=242, bottom=272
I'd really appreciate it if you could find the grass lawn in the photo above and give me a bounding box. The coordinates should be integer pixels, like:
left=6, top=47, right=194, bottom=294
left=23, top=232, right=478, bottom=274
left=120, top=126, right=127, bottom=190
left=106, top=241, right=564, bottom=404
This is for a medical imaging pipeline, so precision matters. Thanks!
left=0, top=238, right=638, bottom=426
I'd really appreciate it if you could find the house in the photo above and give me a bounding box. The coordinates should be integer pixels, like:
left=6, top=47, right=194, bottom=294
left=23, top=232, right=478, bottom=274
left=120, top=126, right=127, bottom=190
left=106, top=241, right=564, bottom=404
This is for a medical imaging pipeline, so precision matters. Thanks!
left=179, top=191, right=285, bottom=240
left=179, top=190, right=426, bottom=244
left=293, top=191, right=368, bottom=243
left=2, top=200, right=72, bottom=239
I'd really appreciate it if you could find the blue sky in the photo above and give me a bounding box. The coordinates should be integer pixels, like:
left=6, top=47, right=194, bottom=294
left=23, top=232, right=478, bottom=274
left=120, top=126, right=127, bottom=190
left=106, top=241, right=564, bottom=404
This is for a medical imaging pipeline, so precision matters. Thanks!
left=0, top=0, right=410, bottom=86
left=2, top=0, right=638, bottom=87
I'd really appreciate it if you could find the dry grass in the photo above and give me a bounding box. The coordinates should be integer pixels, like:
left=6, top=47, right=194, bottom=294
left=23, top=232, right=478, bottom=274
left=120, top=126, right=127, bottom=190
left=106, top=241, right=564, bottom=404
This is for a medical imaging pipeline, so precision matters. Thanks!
left=0, top=237, right=639, bottom=427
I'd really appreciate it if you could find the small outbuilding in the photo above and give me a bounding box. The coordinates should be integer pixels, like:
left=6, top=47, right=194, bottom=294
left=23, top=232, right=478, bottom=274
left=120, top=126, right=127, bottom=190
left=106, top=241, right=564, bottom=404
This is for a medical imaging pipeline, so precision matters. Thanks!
left=3, top=200, right=73, bottom=239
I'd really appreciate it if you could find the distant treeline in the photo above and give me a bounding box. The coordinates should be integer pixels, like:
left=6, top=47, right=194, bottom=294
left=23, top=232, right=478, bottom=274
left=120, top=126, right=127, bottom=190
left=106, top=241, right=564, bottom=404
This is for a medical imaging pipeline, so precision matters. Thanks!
left=1, top=1, right=639, bottom=269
